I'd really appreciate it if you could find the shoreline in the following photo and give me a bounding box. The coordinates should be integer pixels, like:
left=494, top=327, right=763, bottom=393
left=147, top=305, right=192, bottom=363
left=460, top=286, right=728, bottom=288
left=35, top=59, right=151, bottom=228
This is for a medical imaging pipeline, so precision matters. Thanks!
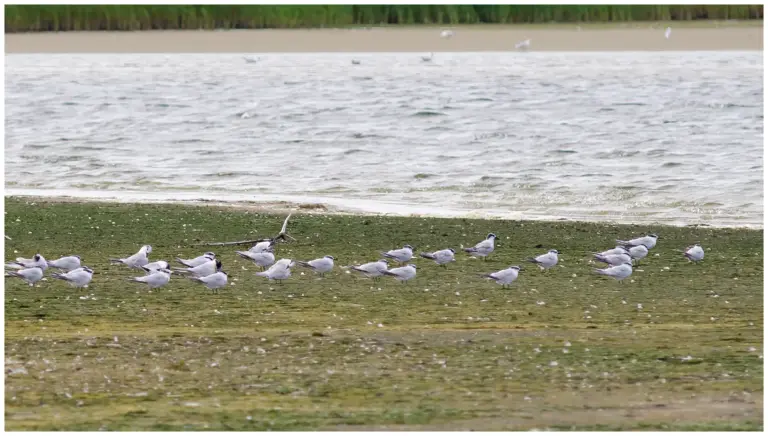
left=5, top=193, right=761, bottom=230
left=5, top=24, right=763, bottom=53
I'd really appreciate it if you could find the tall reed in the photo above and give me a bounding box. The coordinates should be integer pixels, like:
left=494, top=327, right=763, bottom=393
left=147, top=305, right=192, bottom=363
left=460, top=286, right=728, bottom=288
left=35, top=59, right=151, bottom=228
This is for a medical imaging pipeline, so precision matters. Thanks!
left=5, top=5, right=763, bottom=32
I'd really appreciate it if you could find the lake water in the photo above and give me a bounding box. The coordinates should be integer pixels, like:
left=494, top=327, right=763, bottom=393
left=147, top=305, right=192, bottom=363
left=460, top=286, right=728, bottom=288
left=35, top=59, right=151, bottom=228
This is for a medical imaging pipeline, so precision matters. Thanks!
left=4, top=52, right=763, bottom=228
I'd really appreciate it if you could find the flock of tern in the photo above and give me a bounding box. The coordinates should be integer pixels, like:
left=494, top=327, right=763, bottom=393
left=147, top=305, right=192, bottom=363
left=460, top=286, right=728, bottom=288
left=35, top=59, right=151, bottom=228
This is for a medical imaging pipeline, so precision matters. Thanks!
left=5, top=211, right=705, bottom=293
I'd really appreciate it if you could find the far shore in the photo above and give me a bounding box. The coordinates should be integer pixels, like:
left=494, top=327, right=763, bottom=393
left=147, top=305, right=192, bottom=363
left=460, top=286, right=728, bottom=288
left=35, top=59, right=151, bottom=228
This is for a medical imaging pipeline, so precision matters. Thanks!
left=5, top=23, right=763, bottom=53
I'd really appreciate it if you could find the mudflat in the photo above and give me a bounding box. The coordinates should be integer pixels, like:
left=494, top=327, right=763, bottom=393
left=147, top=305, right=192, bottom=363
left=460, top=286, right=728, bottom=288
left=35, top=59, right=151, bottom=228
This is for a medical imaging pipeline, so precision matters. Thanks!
left=5, top=23, right=763, bottom=53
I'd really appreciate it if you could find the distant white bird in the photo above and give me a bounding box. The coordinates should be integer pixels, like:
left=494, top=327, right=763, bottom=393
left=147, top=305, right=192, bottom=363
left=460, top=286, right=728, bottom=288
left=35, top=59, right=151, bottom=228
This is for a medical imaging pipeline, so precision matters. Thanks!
left=351, top=59, right=361, bottom=65
left=46, top=255, right=82, bottom=272
left=440, top=29, right=454, bottom=39
left=173, top=259, right=220, bottom=278
left=129, top=268, right=171, bottom=289
left=665, top=27, right=672, bottom=39
left=421, top=52, right=434, bottom=62
left=515, top=38, right=532, bottom=51
left=597, top=246, right=630, bottom=257
left=479, top=265, right=521, bottom=289
left=244, top=56, right=260, bottom=64
left=236, top=250, right=275, bottom=270
left=5, top=266, right=44, bottom=286
left=296, top=255, right=335, bottom=277
left=419, top=248, right=456, bottom=267
left=383, top=264, right=417, bottom=284
left=594, top=252, right=632, bottom=266
left=616, top=234, right=658, bottom=250
left=349, top=259, right=390, bottom=280
left=464, top=233, right=496, bottom=260
left=51, top=266, right=93, bottom=288
left=594, top=262, right=633, bottom=282
left=249, top=240, right=274, bottom=253
left=623, top=244, right=649, bottom=264
left=527, top=249, right=559, bottom=270
left=175, top=251, right=215, bottom=268
left=110, top=245, right=152, bottom=269
left=6, top=253, right=48, bottom=271
left=381, top=245, right=414, bottom=264
left=255, top=259, right=292, bottom=283
left=141, top=260, right=170, bottom=273
left=681, top=243, right=705, bottom=262
left=188, top=270, right=228, bottom=293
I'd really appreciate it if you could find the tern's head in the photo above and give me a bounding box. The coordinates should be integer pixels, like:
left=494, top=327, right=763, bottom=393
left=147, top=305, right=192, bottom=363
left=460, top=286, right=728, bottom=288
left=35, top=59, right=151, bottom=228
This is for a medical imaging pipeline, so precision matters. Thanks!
left=623, top=262, right=633, bottom=267
left=549, top=249, right=559, bottom=254
left=83, top=266, right=94, bottom=274
left=649, top=234, right=658, bottom=239
left=143, top=245, right=153, bottom=254
left=448, top=248, right=456, bottom=253
left=487, top=233, right=497, bottom=239
left=379, top=259, right=389, bottom=264
left=325, top=255, right=335, bottom=260
left=159, top=268, right=172, bottom=274
left=509, top=265, right=521, bottom=271
left=408, top=264, right=417, bottom=269
left=33, top=254, right=42, bottom=261
left=71, top=255, right=81, bottom=259
left=216, top=260, right=223, bottom=270
left=205, top=252, right=216, bottom=258
left=404, top=244, right=414, bottom=250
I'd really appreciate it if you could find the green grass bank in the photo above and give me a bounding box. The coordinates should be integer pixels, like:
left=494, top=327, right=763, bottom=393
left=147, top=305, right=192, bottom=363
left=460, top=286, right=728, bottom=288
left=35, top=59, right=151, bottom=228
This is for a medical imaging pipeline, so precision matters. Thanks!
left=5, top=4, right=764, bottom=32
left=4, top=197, right=763, bottom=430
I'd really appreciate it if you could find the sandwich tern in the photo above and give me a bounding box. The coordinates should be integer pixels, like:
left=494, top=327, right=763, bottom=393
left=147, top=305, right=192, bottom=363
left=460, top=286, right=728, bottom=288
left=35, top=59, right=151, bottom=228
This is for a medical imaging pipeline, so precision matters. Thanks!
left=6, top=253, right=48, bottom=271
left=681, top=244, right=705, bottom=262
left=129, top=268, right=171, bottom=289
left=527, top=249, right=559, bottom=270
left=479, top=265, right=521, bottom=289
left=173, top=259, right=220, bottom=278
left=594, top=262, right=633, bottom=282
left=622, top=244, right=649, bottom=264
left=515, top=38, right=532, bottom=50
left=383, top=264, right=417, bottom=284
left=47, top=255, right=82, bottom=272
left=5, top=266, right=44, bottom=286
left=597, top=246, right=630, bottom=257
left=381, top=245, right=414, bottom=264
left=616, top=234, right=658, bottom=250
left=51, top=266, right=94, bottom=288
left=296, top=255, right=335, bottom=277
left=189, top=270, right=228, bottom=293
left=141, top=260, right=170, bottom=273
left=110, top=245, right=152, bottom=269
left=419, top=248, right=456, bottom=267
left=255, top=259, right=293, bottom=283
left=348, top=259, right=389, bottom=281
left=464, top=233, right=496, bottom=260
left=249, top=240, right=274, bottom=253
left=236, top=250, right=276, bottom=270
left=175, top=251, right=215, bottom=268
left=594, top=252, right=632, bottom=266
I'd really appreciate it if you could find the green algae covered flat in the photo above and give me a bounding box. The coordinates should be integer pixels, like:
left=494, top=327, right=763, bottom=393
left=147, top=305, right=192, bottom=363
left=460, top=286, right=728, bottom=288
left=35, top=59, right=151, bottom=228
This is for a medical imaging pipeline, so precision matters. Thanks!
left=4, top=197, right=763, bottom=430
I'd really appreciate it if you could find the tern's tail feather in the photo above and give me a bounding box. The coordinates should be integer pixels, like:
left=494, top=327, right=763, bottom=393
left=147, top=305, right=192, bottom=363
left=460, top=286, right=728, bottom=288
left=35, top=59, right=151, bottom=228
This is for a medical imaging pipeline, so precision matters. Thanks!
left=525, top=257, right=539, bottom=264
left=593, top=268, right=609, bottom=276
left=463, top=247, right=476, bottom=253
left=235, top=251, right=253, bottom=260
left=6, top=271, right=22, bottom=278
left=171, top=268, right=192, bottom=274
left=51, top=272, right=67, bottom=280
left=381, top=270, right=398, bottom=277
left=109, top=258, right=125, bottom=264
left=174, top=258, right=193, bottom=267
left=419, top=252, right=436, bottom=260
left=477, top=273, right=495, bottom=279
left=255, top=271, right=269, bottom=277
left=5, top=262, right=23, bottom=270
left=295, top=261, right=313, bottom=269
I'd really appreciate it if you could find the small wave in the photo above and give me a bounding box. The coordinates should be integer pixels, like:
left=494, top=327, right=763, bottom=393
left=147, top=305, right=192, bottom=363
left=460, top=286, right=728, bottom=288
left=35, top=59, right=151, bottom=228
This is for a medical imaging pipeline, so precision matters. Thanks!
left=661, top=162, right=683, bottom=168
left=343, top=148, right=368, bottom=155
left=352, top=76, right=374, bottom=81
left=414, top=173, right=435, bottom=180
left=646, top=149, right=666, bottom=157
left=411, top=111, right=445, bottom=117
left=172, top=139, right=211, bottom=144
left=612, top=102, right=647, bottom=107
left=466, top=97, right=494, bottom=102
left=551, top=149, right=577, bottom=154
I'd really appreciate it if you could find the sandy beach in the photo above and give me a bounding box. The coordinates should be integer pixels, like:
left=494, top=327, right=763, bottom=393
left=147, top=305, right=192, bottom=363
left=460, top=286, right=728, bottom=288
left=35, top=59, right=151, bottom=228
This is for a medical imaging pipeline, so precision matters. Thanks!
left=5, top=23, right=763, bottom=53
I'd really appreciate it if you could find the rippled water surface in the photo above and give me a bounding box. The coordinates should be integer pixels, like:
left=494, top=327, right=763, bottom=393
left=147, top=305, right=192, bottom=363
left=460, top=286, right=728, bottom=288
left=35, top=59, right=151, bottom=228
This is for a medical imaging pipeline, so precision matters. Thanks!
left=5, top=52, right=764, bottom=227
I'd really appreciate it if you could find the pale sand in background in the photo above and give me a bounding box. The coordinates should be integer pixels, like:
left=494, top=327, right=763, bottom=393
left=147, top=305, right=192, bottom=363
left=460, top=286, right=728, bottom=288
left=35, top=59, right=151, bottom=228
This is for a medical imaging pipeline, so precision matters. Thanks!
left=5, top=23, right=763, bottom=53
